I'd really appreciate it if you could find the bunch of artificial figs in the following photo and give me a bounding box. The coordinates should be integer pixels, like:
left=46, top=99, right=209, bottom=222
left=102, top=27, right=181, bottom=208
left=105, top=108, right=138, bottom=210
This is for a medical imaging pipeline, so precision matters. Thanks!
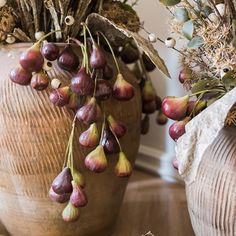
left=162, top=68, right=207, bottom=142
left=9, top=24, right=165, bottom=222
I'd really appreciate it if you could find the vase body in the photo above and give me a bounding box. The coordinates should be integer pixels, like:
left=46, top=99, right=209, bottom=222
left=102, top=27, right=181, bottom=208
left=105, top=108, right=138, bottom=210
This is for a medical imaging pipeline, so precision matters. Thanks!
left=185, top=125, right=236, bottom=236
left=0, top=44, right=141, bottom=236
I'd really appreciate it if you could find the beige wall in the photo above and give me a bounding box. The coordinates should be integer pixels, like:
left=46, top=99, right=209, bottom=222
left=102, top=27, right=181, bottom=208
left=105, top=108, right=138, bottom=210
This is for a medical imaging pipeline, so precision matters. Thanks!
left=133, top=0, right=184, bottom=176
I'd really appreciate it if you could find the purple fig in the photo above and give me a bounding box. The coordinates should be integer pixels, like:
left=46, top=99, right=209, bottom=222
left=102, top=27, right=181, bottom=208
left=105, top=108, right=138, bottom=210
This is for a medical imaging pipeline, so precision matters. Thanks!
left=49, top=187, right=70, bottom=204
left=120, top=43, right=139, bottom=64
left=67, top=93, right=79, bottom=110
left=71, top=67, right=94, bottom=96
left=70, top=181, right=88, bottom=208
left=95, top=79, right=112, bottom=100
left=31, top=72, right=49, bottom=91
left=51, top=167, right=73, bottom=194
left=57, top=44, right=79, bottom=71
left=115, top=152, right=132, bottom=177
left=169, top=117, right=190, bottom=141
left=9, top=66, right=32, bottom=85
left=103, top=64, right=114, bottom=80
left=141, top=115, right=150, bottom=135
left=142, top=80, right=156, bottom=102
left=84, top=145, right=108, bottom=173
left=90, top=43, right=107, bottom=69
left=113, top=74, right=134, bottom=101
left=76, top=97, right=102, bottom=125
left=107, top=115, right=126, bottom=138
left=156, top=110, right=168, bottom=125
left=62, top=202, right=80, bottom=222
left=20, top=44, right=44, bottom=72
left=79, top=123, right=99, bottom=148
left=72, top=168, right=85, bottom=188
left=162, top=95, right=189, bottom=120
left=49, top=86, right=70, bottom=107
left=142, top=99, right=157, bottom=114
left=41, top=42, right=60, bottom=61
left=142, top=53, right=156, bottom=72
left=179, top=67, right=192, bottom=84
left=101, top=124, right=120, bottom=154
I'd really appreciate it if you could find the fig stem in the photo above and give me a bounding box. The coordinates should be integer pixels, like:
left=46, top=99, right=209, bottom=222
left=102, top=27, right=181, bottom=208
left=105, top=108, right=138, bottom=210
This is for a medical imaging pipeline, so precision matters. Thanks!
left=108, top=117, right=123, bottom=152
left=83, top=23, right=96, bottom=45
left=83, top=25, right=89, bottom=73
left=35, top=30, right=62, bottom=46
left=98, top=31, right=121, bottom=74
left=190, top=88, right=225, bottom=97
left=189, top=93, right=204, bottom=118
left=63, top=116, right=77, bottom=174
left=93, top=71, right=98, bottom=97
left=99, top=114, right=106, bottom=145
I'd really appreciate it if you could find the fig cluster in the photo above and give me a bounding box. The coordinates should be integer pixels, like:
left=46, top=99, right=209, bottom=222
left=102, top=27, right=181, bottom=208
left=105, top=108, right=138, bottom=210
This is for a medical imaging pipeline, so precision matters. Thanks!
left=9, top=26, right=136, bottom=222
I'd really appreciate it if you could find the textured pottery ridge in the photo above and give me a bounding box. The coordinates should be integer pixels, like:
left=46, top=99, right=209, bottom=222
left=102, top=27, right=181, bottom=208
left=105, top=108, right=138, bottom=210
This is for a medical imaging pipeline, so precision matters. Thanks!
left=186, top=126, right=236, bottom=236
left=176, top=87, right=236, bottom=184
left=0, top=44, right=141, bottom=236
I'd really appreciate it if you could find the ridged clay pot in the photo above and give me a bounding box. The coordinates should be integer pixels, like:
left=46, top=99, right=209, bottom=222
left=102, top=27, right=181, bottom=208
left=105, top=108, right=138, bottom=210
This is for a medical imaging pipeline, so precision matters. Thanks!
left=176, top=90, right=236, bottom=236
left=186, top=125, right=236, bottom=236
left=0, top=44, right=141, bottom=236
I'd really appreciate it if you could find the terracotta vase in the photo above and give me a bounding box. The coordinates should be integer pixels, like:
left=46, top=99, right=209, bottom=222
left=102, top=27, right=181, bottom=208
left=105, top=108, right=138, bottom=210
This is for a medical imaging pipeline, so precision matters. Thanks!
left=0, top=44, right=141, bottom=236
left=185, top=125, right=236, bottom=236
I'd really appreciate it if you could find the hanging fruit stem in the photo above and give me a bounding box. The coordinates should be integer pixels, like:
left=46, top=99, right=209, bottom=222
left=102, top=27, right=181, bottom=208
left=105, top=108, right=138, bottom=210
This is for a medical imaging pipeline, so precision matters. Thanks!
left=99, top=114, right=106, bottom=145
left=190, top=88, right=226, bottom=97
left=189, top=93, right=204, bottom=118
left=35, top=30, right=62, bottom=46
left=83, top=25, right=89, bottom=73
left=93, top=71, right=98, bottom=97
left=63, top=116, right=77, bottom=176
left=98, top=31, right=121, bottom=74
left=107, top=117, right=123, bottom=152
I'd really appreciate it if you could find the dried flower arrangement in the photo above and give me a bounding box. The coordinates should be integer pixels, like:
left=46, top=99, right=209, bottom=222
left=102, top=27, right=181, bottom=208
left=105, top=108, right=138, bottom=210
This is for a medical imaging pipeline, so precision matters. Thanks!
left=139, top=0, right=236, bottom=142
left=0, top=0, right=171, bottom=223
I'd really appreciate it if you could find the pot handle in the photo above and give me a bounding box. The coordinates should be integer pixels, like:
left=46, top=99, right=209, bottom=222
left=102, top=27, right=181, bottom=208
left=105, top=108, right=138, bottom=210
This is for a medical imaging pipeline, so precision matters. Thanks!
left=176, top=87, right=236, bottom=184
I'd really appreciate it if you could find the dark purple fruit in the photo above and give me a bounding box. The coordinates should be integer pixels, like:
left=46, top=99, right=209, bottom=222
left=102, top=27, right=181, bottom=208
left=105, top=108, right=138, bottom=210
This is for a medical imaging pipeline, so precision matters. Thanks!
left=142, top=99, right=157, bottom=114
left=49, top=187, right=70, bottom=203
left=9, top=66, right=32, bottom=85
left=169, top=117, right=190, bottom=141
left=142, top=53, right=156, bottom=72
left=120, top=43, right=139, bottom=64
left=57, top=44, right=79, bottom=71
left=20, top=44, right=44, bottom=72
left=51, top=167, right=73, bottom=194
left=95, top=80, right=112, bottom=100
left=90, top=43, right=107, bottom=69
left=101, top=124, right=120, bottom=154
left=49, top=86, right=70, bottom=107
left=76, top=97, right=102, bottom=125
left=141, top=115, right=149, bottom=135
left=42, top=43, right=60, bottom=61
left=113, top=74, right=134, bottom=101
left=103, top=64, right=114, bottom=80
left=70, top=181, right=88, bottom=208
left=31, top=72, right=49, bottom=91
left=71, top=67, right=94, bottom=96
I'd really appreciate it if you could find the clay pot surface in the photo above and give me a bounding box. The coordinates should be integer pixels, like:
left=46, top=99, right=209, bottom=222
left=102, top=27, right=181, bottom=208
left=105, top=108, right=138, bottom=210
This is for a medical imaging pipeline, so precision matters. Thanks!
left=186, top=125, right=236, bottom=236
left=0, top=44, right=141, bottom=236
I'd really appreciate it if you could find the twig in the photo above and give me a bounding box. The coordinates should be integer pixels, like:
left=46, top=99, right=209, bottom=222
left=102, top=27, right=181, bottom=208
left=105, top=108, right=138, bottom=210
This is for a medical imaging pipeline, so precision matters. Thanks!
left=13, top=28, right=31, bottom=42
